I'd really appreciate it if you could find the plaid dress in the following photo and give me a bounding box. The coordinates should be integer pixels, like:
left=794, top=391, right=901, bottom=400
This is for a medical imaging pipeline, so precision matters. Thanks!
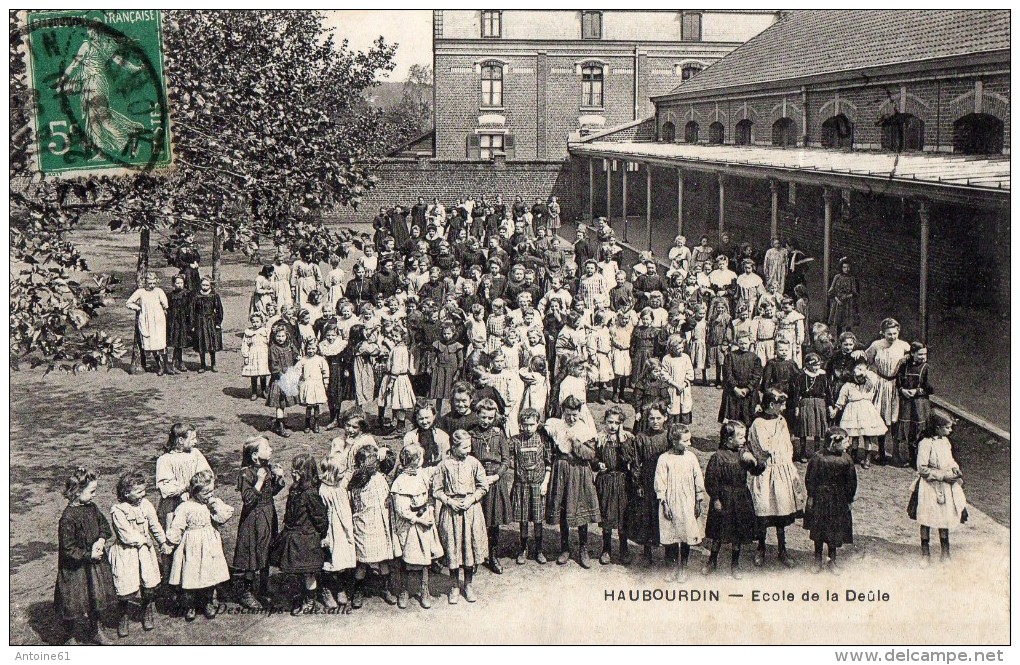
left=510, top=431, right=552, bottom=522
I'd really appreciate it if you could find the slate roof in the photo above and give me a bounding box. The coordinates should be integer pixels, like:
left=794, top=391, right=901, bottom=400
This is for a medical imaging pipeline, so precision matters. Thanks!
left=655, top=10, right=1010, bottom=100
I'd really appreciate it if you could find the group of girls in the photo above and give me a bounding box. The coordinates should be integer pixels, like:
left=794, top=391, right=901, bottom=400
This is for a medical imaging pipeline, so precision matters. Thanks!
left=56, top=380, right=967, bottom=642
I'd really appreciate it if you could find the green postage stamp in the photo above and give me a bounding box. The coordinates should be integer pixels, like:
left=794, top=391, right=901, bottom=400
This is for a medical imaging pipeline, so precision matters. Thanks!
left=24, top=10, right=172, bottom=175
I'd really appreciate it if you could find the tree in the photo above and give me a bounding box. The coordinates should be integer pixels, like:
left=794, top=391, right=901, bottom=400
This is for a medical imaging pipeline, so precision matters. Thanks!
left=9, top=13, right=124, bottom=371
left=10, top=10, right=399, bottom=367
left=160, top=10, right=399, bottom=280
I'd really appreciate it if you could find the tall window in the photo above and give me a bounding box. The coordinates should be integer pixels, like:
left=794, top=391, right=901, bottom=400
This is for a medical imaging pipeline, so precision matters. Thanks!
left=581, top=64, right=603, bottom=107
left=880, top=113, right=924, bottom=152
left=681, top=64, right=703, bottom=81
left=582, top=11, right=602, bottom=39
left=480, top=63, right=503, bottom=108
left=821, top=114, right=854, bottom=149
left=708, top=122, right=725, bottom=145
left=735, top=119, right=753, bottom=145
left=481, top=10, right=502, bottom=38
left=953, top=113, right=1004, bottom=155
left=684, top=121, right=699, bottom=144
left=681, top=12, right=702, bottom=41
left=772, top=117, right=796, bottom=147
left=479, top=133, right=504, bottom=160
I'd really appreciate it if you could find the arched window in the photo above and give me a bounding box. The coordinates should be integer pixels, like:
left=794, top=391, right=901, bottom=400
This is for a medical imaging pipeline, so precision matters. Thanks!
left=708, top=122, right=725, bottom=145
left=581, top=64, right=604, bottom=108
left=735, top=119, right=753, bottom=146
left=821, top=114, right=854, bottom=149
left=661, top=121, right=676, bottom=143
left=681, top=64, right=703, bottom=81
left=684, top=121, right=699, bottom=144
left=953, top=113, right=1004, bottom=155
left=480, top=63, right=503, bottom=108
left=880, top=113, right=924, bottom=152
left=771, top=117, right=796, bottom=147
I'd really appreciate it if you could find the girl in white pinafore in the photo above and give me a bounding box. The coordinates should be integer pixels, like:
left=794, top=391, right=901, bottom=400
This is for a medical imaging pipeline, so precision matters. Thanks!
left=165, top=471, right=234, bottom=618
left=912, top=410, right=967, bottom=566
left=318, top=454, right=356, bottom=607
left=654, top=424, right=705, bottom=583
left=747, top=389, right=805, bottom=568
left=834, top=361, right=888, bottom=468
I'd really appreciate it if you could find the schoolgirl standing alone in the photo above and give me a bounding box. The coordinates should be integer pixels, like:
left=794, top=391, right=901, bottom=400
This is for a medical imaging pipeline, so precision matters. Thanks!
left=803, top=427, right=857, bottom=574
left=912, top=410, right=968, bottom=567
left=109, top=471, right=171, bottom=637
left=126, top=272, right=170, bottom=375
left=166, top=273, right=191, bottom=374
left=654, top=424, right=706, bottom=582
left=297, top=339, right=330, bottom=434
left=747, top=390, right=806, bottom=568
left=609, top=309, right=635, bottom=402
left=865, top=318, right=912, bottom=465
left=543, top=396, right=601, bottom=568
left=897, top=342, right=934, bottom=468
left=628, top=406, right=670, bottom=562
left=433, top=429, right=490, bottom=603
left=190, top=278, right=224, bottom=373
left=390, top=445, right=444, bottom=609
left=270, top=454, right=328, bottom=615
left=703, top=421, right=760, bottom=579
left=595, top=407, right=634, bottom=564
left=166, top=471, right=235, bottom=621
left=793, top=353, right=832, bottom=463
left=318, top=454, right=356, bottom=611
left=348, top=444, right=398, bottom=609
left=509, top=409, right=553, bottom=565
left=233, top=436, right=285, bottom=610
left=471, top=399, right=514, bottom=573
left=265, top=325, right=299, bottom=438
left=430, top=322, right=465, bottom=416
left=55, top=467, right=117, bottom=644
left=241, top=312, right=271, bottom=400
left=379, top=327, right=416, bottom=435
left=833, top=360, right=888, bottom=469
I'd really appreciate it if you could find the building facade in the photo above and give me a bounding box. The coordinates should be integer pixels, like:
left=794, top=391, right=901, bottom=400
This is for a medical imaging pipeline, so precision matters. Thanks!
left=433, top=9, right=778, bottom=161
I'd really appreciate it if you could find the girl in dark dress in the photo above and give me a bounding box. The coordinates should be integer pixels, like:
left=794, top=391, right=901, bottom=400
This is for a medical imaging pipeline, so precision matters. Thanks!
left=270, top=453, right=328, bottom=615
left=429, top=322, right=465, bottom=416
left=191, top=277, right=224, bottom=372
left=166, top=274, right=191, bottom=373
left=896, top=342, right=933, bottom=468
left=233, top=436, right=286, bottom=610
left=319, top=326, right=346, bottom=428
left=630, top=358, right=671, bottom=434
left=719, top=331, right=763, bottom=428
left=803, top=427, right=858, bottom=574
left=702, top=421, right=761, bottom=578
left=55, top=467, right=117, bottom=644
left=627, top=406, right=670, bottom=562
left=793, top=353, right=832, bottom=463
left=595, top=406, right=634, bottom=564
left=630, top=309, right=658, bottom=385
left=266, top=325, right=299, bottom=438
left=471, top=399, right=513, bottom=574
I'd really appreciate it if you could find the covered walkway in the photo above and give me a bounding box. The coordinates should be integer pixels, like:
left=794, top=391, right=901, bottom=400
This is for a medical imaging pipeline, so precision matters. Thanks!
left=566, top=139, right=1010, bottom=430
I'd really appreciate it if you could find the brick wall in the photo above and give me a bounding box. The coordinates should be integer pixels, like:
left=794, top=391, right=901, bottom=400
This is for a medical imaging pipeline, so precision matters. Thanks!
left=344, top=157, right=577, bottom=225
left=655, top=72, right=1011, bottom=153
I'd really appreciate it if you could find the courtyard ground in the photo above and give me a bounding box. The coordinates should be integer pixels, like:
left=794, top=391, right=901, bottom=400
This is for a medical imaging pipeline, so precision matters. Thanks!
left=8, top=221, right=1010, bottom=645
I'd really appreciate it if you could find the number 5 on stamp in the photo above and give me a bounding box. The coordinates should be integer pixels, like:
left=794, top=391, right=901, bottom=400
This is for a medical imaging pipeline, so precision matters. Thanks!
left=23, top=10, right=172, bottom=176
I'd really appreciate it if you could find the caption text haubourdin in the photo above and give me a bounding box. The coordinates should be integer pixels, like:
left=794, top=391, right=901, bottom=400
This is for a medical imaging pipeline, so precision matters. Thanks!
left=604, top=588, right=890, bottom=603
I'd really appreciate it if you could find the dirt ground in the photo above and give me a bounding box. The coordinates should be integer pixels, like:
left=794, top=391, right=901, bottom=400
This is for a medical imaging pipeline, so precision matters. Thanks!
left=8, top=222, right=1010, bottom=645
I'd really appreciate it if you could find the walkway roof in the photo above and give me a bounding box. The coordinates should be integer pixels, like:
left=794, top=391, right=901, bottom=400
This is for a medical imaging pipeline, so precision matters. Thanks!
left=568, top=141, right=1010, bottom=208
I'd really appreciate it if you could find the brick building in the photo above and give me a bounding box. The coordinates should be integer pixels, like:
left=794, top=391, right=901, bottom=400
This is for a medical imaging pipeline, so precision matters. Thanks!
left=432, top=9, right=778, bottom=161
left=353, top=10, right=776, bottom=224
left=567, top=10, right=1010, bottom=425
